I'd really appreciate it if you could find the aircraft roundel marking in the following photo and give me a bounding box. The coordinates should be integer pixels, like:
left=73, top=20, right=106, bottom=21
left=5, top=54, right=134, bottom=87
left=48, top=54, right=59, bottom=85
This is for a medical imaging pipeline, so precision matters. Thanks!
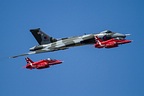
left=44, top=36, right=48, bottom=39
left=103, top=35, right=107, bottom=40
left=37, top=32, right=41, bottom=34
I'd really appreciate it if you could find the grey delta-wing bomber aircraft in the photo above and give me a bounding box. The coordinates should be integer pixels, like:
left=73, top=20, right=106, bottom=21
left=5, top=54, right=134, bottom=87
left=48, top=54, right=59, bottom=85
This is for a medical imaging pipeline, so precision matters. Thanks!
left=11, top=28, right=130, bottom=58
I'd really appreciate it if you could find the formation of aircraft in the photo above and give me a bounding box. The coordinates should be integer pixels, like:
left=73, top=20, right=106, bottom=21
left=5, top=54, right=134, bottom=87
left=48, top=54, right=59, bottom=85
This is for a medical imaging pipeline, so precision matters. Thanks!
left=24, top=57, right=62, bottom=70
left=10, top=28, right=131, bottom=70
left=11, top=28, right=131, bottom=58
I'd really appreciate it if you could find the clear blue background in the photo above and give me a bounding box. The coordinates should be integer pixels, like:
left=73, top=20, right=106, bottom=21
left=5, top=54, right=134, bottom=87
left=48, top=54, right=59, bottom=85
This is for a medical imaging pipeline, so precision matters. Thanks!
left=0, top=0, right=144, bottom=96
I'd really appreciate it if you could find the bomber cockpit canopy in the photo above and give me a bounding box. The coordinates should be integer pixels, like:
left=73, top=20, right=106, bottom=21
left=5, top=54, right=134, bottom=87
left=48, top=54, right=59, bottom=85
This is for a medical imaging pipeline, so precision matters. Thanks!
left=100, top=30, right=114, bottom=34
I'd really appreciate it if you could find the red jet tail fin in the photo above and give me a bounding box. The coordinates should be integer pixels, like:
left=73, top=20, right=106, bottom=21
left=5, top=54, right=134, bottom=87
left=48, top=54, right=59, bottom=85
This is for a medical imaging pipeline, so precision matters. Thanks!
left=95, top=36, right=103, bottom=42
left=95, top=36, right=103, bottom=46
left=25, top=57, right=34, bottom=63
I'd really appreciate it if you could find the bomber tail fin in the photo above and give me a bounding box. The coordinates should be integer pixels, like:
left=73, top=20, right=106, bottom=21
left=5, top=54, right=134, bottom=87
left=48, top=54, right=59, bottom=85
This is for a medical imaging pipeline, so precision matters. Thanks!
left=25, top=57, right=34, bottom=63
left=30, top=28, right=57, bottom=45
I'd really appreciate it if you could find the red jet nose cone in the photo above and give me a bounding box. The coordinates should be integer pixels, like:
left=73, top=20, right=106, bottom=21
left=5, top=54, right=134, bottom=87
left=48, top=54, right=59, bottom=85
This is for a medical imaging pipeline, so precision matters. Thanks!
left=52, top=60, right=63, bottom=64
left=56, top=60, right=63, bottom=64
left=124, top=40, right=132, bottom=43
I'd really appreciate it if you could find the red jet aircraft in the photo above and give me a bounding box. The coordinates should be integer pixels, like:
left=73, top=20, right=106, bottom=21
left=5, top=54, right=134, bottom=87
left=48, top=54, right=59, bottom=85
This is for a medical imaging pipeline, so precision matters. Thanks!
left=24, top=57, right=62, bottom=70
left=94, top=36, right=131, bottom=48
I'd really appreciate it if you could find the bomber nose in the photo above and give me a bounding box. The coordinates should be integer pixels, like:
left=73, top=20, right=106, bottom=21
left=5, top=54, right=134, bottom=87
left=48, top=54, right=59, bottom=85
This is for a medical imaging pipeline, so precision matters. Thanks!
left=112, top=33, right=126, bottom=38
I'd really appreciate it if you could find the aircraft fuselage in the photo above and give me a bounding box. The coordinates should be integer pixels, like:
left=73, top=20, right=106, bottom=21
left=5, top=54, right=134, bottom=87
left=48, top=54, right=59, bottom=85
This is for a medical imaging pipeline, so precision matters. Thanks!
left=29, top=34, right=96, bottom=54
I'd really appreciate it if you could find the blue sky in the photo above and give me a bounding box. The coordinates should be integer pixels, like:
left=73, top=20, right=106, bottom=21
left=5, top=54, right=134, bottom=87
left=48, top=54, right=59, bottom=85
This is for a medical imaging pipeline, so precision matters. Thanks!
left=0, top=0, right=144, bottom=96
